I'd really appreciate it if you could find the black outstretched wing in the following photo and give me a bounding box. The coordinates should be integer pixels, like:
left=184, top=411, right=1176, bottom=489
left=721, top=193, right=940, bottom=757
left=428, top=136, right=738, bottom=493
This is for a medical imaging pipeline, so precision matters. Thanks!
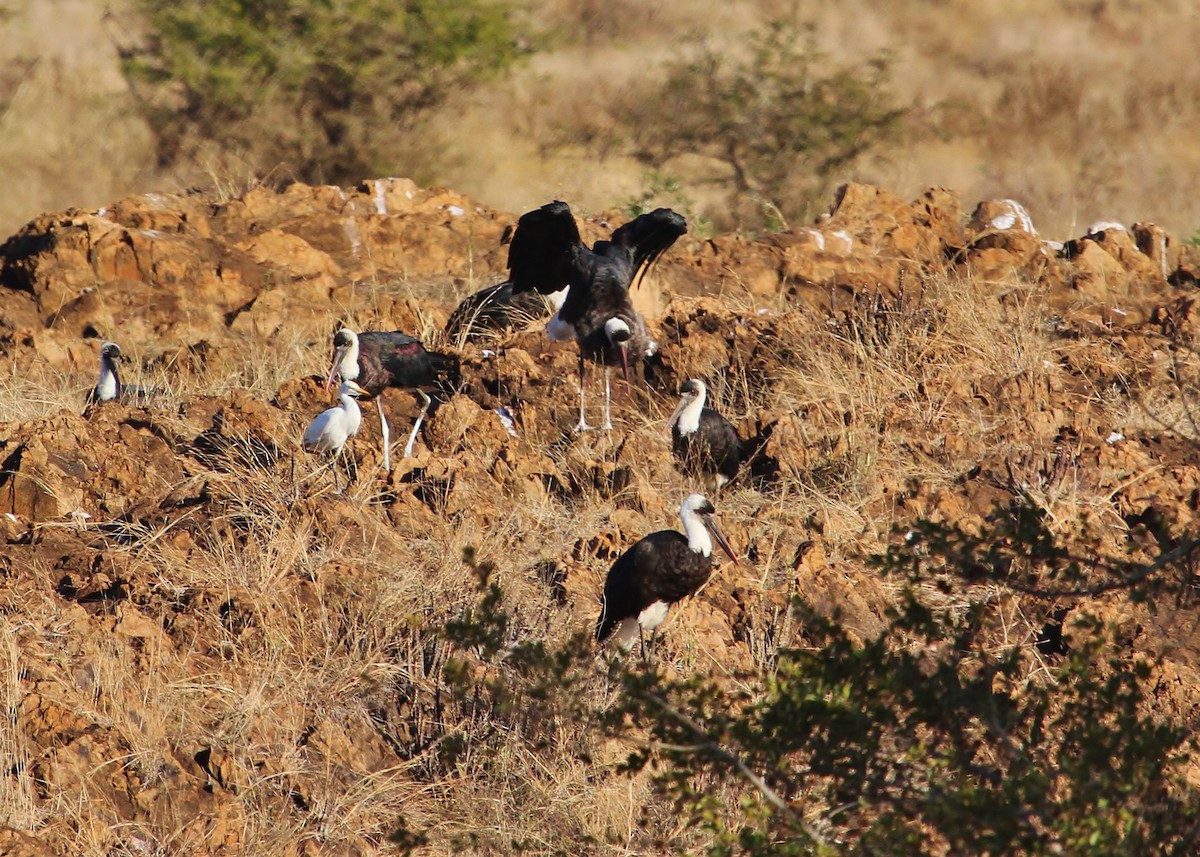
left=611, top=208, right=687, bottom=290
left=507, top=200, right=583, bottom=295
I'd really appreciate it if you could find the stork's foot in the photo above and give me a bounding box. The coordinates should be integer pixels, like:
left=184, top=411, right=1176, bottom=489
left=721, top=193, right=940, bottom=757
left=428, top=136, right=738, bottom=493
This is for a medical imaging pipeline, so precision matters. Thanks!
left=573, top=418, right=594, bottom=433
left=601, top=419, right=614, bottom=431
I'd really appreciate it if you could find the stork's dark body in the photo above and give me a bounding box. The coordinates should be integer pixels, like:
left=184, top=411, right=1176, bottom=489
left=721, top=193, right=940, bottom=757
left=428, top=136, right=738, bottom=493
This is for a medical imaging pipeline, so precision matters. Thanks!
left=595, top=530, right=713, bottom=644
left=443, top=281, right=553, bottom=343
left=352, top=331, right=457, bottom=396
left=507, top=202, right=684, bottom=430
left=674, top=409, right=743, bottom=485
left=507, top=201, right=684, bottom=358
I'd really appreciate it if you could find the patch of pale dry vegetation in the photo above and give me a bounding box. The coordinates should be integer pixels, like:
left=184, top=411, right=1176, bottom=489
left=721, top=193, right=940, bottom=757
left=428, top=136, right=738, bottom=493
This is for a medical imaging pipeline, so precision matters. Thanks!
left=4, top=249, right=1200, bottom=852
left=4, top=0, right=1200, bottom=240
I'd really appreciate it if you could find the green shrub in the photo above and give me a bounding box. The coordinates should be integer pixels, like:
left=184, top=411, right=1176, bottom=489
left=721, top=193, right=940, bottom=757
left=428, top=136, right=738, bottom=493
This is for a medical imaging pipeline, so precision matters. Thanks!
left=123, top=0, right=526, bottom=184
left=405, top=502, right=1200, bottom=854
left=623, top=17, right=905, bottom=229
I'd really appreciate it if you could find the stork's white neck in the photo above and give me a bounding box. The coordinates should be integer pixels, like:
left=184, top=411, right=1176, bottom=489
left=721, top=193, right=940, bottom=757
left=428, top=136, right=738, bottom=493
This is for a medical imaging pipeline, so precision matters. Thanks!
left=96, top=356, right=119, bottom=401
left=680, top=504, right=713, bottom=556
left=675, top=388, right=706, bottom=435
left=604, top=317, right=630, bottom=343
left=337, top=333, right=360, bottom=381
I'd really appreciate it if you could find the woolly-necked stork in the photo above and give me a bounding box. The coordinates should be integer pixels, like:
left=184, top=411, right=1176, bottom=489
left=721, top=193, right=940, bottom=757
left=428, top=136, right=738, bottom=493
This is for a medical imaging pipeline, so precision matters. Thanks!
left=596, top=493, right=738, bottom=653
left=667, top=379, right=743, bottom=493
left=507, top=201, right=686, bottom=431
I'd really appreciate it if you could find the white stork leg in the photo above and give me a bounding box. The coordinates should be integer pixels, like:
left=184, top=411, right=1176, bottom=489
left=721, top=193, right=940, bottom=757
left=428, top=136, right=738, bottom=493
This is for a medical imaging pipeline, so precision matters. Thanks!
left=601, top=367, right=613, bottom=431
left=376, top=397, right=391, bottom=472
left=403, top=390, right=432, bottom=459
left=573, top=353, right=592, bottom=432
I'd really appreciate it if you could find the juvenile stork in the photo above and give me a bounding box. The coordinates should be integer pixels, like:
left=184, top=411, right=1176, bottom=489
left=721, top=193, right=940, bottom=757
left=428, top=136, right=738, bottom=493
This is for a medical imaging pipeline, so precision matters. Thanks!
left=326, top=327, right=458, bottom=470
left=667, top=379, right=743, bottom=493
left=443, top=280, right=568, bottom=345
left=595, top=493, right=739, bottom=653
left=303, top=380, right=369, bottom=493
left=507, top=200, right=687, bottom=431
left=86, top=341, right=157, bottom=405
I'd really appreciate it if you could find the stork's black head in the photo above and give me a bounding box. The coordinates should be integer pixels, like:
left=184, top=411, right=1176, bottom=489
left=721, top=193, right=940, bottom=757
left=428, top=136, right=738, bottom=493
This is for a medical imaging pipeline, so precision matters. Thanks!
left=100, top=342, right=123, bottom=361
left=680, top=379, right=703, bottom=397
left=682, top=493, right=716, bottom=517
left=333, top=328, right=356, bottom=348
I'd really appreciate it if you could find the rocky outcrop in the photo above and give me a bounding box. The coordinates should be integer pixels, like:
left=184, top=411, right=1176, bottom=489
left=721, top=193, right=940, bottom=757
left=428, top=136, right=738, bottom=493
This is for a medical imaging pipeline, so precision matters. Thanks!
left=3, top=179, right=1200, bottom=854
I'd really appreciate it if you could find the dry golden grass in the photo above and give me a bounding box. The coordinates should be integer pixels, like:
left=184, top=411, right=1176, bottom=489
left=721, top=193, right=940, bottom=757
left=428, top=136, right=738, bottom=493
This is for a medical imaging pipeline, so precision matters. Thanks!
left=2, top=254, right=1198, bottom=851
left=1, top=0, right=1197, bottom=814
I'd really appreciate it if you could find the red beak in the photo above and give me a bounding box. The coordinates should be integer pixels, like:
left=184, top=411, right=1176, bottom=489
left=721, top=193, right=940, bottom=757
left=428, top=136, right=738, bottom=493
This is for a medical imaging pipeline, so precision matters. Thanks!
left=325, top=346, right=345, bottom=392
left=619, top=343, right=630, bottom=383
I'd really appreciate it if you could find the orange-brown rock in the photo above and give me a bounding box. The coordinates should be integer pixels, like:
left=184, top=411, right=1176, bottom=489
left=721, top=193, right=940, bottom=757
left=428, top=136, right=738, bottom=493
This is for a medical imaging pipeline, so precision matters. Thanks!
left=3, top=178, right=1200, bottom=855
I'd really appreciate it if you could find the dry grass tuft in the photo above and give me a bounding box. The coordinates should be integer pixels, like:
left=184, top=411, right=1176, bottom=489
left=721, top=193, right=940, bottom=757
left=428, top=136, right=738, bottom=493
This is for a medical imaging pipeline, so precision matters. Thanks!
left=4, top=263, right=1199, bottom=851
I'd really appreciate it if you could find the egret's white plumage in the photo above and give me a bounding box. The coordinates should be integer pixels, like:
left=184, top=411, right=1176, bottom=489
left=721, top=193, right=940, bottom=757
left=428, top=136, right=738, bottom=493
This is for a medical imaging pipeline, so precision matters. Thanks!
left=304, top=381, right=369, bottom=491
left=304, top=381, right=367, bottom=456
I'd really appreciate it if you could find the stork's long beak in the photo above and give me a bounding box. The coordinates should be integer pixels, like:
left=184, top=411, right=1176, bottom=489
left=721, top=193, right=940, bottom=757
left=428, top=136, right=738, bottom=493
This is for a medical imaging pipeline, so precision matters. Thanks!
left=619, top=342, right=630, bottom=383
left=325, top=345, right=347, bottom=392
left=705, top=516, right=739, bottom=566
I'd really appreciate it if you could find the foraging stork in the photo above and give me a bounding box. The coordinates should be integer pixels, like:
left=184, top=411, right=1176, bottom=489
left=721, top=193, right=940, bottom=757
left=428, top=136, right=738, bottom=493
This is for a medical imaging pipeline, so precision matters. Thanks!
left=86, top=341, right=156, bottom=405
left=443, top=280, right=569, bottom=345
left=507, top=200, right=687, bottom=431
left=326, top=328, right=458, bottom=470
left=303, top=380, right=369, bottom=493
left=667, top=379, right=743, bottom=493
left=595, top=493, right=739, bottom=653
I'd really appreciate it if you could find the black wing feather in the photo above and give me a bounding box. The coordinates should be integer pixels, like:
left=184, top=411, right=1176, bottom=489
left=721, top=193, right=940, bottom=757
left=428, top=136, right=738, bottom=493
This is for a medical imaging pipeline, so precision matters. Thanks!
left=444, top=281, right=554, bottom=343
left=359, top=331, right=459, bottom=390
left=595, top=530, right=694, bottom=643
left=507, top=200, right=583, bottom=295
left=611, top=208, right=687, bottom=290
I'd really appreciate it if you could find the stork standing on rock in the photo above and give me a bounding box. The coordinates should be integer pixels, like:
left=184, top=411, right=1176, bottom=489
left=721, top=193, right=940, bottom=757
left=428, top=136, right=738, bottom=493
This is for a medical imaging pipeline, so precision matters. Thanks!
left=86, top=341, right=157, bottom=405
left=667, top=379, right=743, bottom=493
left=303, top=379, right=370, bottom=493
left=507, top=200, right=686, bottom=431
left=595, top=493, right=739, bottom=654
left=325, top=327, right=458, bottom=470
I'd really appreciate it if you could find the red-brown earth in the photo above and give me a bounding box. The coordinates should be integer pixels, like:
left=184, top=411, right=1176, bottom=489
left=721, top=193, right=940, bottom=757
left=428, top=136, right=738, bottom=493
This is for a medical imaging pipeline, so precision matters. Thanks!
left=1, top=178, right=1199, bottom=855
